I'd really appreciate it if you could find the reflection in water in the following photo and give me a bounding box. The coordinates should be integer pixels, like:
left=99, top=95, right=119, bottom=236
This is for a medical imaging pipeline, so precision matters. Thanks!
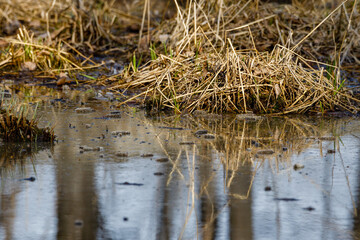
left=54, top=113, right=99, bottom=240
left=0, top=142, right=56, bottom=239
left=0, top=143, right=52, bottom=175
left=1, top=103, right=360, bottom=239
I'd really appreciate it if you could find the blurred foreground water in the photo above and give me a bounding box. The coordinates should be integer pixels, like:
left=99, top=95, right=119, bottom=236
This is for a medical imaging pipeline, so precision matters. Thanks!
left=1, top=99, right=360, bottom=240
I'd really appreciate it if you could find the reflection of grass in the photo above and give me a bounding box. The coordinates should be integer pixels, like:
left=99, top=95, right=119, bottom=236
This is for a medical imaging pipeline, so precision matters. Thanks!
left=149, top=112, right=348, bottom=182
left=140, top=110, right=360, bottom=239
left=0, top=142, right=53, bottom=175
left=142, top=111, right=354, bottom=238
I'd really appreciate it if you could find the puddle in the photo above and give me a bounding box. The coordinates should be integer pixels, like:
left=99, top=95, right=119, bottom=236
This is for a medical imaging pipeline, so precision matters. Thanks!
left=1, top=97, right=360, bottom=239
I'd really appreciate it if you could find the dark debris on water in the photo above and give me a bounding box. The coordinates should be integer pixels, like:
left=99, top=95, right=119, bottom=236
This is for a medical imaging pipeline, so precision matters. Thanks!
left=116, top=182, right=144, bottom=186
left=274, top=198, right=300, bottom=202
left=19, top=177, right=36, bottom=182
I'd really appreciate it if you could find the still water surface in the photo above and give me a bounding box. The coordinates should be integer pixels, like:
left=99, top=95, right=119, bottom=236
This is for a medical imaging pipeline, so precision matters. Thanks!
left=1, top=100, right=360, bottom=240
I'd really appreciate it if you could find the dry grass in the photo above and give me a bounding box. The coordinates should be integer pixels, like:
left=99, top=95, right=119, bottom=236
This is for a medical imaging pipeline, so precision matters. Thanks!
left=0, top=27, right=82, bottom=72
left=148, top=0, right=360, bottom=63
left=115, top=45, right=358, bottom=114
left=0, top=0, right=359, bottom=113
left=109, top=0, right=360, bottom=114
left=0, top=0, right=150, bottom=74
left=0, top=0, right=145, bottom=46
left=0, top=99, right=55, bottom=142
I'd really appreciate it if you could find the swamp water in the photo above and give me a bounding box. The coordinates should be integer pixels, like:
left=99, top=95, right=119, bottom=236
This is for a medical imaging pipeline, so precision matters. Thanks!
left=1, top=95, right=360, bottom=240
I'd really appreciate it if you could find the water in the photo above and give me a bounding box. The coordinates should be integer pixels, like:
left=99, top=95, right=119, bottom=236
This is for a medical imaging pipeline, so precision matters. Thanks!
left=1, top=98, right=360, bottom=240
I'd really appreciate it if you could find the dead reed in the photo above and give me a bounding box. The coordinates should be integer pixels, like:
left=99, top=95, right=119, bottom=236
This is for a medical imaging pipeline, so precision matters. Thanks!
left=0, top=143, right=52, bottom=172
left=116, top=44, right=359, bottom=114
left=0, top=0, right=147, bottom=74
left=112, top=0, right=360, bottom=114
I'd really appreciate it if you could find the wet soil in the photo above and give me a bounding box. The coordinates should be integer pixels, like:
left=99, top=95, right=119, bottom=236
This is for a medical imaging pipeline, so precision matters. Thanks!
left=1, top=91, right=360, bottom=239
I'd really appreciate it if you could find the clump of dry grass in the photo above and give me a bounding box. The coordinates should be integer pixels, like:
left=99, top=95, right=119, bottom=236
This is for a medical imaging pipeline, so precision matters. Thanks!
left=0, top=0, right=152, bottom=75
left=112, top=0, right=359, bottom=114
left=115, top=44, right=358, bottom=114
left=0, top=100, right=55, bottom=142
left=0, top=27, right=82, bottom=73
left=0, top=0, right=144, bottom=47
